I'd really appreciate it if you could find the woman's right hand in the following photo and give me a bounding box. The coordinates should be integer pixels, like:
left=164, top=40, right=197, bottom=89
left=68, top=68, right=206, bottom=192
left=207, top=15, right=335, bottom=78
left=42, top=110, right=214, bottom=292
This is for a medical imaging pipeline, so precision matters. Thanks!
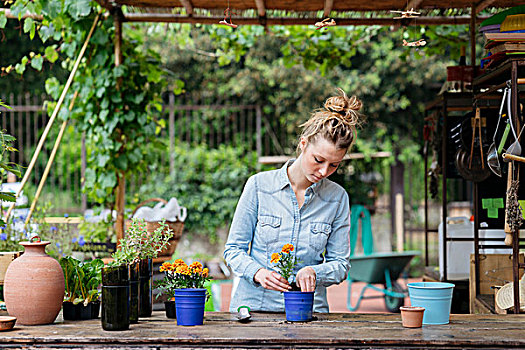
left=254, top=268, right=291, bottom=292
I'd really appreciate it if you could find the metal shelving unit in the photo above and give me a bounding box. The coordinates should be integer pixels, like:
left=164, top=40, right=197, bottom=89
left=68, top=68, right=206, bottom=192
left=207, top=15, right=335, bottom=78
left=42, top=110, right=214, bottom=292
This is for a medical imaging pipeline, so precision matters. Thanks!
left=472, top=58, right=525, bottom=314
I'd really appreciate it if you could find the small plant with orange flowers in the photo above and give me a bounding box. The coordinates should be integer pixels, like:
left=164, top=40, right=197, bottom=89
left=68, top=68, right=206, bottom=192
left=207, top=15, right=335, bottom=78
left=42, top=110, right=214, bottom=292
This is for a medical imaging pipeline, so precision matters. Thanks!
left=271, top=243, right=300, bottom=283
left=155, top=258, right=211, bottom=298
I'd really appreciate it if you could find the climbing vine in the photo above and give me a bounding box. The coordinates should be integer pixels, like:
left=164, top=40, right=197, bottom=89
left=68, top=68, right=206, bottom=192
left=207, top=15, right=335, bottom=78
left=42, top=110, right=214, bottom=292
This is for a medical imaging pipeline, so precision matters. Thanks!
left=0, top=1, right=183, bottom=208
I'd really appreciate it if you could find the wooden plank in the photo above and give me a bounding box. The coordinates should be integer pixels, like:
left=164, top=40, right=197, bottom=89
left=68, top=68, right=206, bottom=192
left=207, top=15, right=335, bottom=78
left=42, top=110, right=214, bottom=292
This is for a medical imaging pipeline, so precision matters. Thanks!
left=469, top=253, right=525, bottom=313
left=0, top=312, right=524, bottom=348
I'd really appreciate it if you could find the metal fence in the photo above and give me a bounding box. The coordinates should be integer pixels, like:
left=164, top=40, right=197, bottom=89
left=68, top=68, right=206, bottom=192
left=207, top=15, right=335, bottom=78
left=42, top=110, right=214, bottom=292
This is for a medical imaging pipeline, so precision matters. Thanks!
left=0, top=93, right=286, bottom=213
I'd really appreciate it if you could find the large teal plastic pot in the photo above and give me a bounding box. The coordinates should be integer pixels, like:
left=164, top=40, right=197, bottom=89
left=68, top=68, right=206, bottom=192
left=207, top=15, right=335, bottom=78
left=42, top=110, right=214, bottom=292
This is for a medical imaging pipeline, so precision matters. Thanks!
left=407, top=282, right=455, bottom=325
left=284, top=291, right=314, bottom=322
left=174, top=288, right=206, bottom=326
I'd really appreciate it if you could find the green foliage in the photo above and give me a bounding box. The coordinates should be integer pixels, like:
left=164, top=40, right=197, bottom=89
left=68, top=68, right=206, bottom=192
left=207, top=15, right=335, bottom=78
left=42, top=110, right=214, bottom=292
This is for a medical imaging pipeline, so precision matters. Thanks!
left=111, top=218, right=171, bottom=265
left=0, top=100, right=21, bottom=227
left=60, top=256, right=103, bottom=304
left=77, top=216, right=115, bottom=243
left=3, top=0, right=183, bottom=210
left=137, top=142, right=261, bottom=241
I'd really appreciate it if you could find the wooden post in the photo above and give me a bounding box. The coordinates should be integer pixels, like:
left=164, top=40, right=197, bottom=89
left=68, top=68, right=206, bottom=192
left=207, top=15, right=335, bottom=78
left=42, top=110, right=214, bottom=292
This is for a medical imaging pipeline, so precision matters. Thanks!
left=390, top=155, right=405, bottom=250
left=113, top=6, right=125, bottom=241
left=169, top=93, right=175, bottom=176
left=395, top=193, right=404, bottom=252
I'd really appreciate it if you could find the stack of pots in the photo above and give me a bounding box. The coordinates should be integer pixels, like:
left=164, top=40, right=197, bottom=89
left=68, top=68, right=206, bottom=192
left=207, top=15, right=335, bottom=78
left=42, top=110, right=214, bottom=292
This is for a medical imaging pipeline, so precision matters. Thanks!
left=101, top=265, right=129, bottom=331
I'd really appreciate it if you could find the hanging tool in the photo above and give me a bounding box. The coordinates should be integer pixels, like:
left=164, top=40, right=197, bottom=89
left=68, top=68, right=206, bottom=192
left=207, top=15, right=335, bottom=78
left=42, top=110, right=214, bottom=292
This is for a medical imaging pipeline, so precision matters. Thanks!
left=487, top=87, right=511, bottom=177
left=469, top=108, right=484, bottom=169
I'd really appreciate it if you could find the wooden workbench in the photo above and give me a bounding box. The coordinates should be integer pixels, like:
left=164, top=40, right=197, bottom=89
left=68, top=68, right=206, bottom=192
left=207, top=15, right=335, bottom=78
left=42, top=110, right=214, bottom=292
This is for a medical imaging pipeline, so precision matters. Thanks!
left=0, top=311, right=523, bottom=349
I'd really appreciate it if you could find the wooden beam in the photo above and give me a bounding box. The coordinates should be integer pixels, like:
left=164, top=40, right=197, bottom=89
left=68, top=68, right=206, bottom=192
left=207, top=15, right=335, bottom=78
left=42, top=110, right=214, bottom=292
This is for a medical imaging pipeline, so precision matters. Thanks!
left=0, top=8, right=43, bottom=20
left=255, top=0, right=266, bottom=17
left=179, top=0, right=193, bottom=16
left=475, top=0, right=497, bottom=14
left=123, top=14, right=485, bottom=26
left=323, top=0, right=334, bottom=18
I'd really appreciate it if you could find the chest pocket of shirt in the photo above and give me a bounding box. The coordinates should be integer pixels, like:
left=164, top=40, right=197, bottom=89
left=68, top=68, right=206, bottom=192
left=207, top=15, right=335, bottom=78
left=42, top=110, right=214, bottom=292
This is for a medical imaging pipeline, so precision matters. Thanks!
left=259, top=215, right=281, bottom=244
left=309, top=222, right=331, bottom=251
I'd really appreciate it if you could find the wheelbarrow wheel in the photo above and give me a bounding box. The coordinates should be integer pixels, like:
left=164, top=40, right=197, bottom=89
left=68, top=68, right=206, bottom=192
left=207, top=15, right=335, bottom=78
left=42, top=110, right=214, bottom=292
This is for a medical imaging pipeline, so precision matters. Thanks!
left=384, top=281, right=404, bottom=313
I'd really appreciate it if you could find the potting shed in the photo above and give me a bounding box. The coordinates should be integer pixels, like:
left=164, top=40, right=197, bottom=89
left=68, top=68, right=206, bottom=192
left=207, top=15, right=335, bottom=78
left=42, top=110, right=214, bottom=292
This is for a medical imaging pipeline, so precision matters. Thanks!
left=91, top=0, right=523, bottom=316
left=1, top=0, right=525, bottom=348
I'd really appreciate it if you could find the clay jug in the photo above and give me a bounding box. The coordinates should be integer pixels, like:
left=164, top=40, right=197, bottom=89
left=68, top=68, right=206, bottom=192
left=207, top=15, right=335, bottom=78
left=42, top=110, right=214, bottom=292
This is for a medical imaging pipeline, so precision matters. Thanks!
left=4, top=239, right=65, bottom=325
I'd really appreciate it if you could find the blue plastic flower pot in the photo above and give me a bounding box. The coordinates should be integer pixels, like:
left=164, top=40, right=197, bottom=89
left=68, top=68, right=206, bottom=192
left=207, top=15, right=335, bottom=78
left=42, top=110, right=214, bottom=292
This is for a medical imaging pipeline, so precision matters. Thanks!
left=407, top=282, right=455, bottom=325
left=284, top=291, right=314, bottom=322
left=174, top=288, right=206, bottom=326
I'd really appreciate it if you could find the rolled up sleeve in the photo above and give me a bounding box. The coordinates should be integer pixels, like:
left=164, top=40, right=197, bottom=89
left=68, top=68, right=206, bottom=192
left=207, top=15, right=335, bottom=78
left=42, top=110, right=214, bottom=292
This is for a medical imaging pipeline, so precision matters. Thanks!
left=223, top=175, right=264, bottom=286
left=311, top=191, right=350, bottom=287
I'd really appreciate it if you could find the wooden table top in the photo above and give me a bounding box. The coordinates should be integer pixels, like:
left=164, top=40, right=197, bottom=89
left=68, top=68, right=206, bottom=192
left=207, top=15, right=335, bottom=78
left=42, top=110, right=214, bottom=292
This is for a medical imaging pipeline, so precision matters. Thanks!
left=0, top=312, right=524, bottom=349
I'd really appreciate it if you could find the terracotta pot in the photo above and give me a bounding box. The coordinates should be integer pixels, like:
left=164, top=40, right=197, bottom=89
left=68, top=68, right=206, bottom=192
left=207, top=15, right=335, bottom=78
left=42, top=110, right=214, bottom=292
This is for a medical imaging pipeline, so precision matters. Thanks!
left=400, top=306, right=425, bottom=328
left=4, top=241, right=64, bottom=325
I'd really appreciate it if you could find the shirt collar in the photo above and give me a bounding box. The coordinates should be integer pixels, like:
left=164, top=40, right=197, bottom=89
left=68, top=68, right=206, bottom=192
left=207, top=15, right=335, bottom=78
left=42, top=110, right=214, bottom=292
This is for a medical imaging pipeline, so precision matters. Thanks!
left=278, top=158, right=322, bottom=193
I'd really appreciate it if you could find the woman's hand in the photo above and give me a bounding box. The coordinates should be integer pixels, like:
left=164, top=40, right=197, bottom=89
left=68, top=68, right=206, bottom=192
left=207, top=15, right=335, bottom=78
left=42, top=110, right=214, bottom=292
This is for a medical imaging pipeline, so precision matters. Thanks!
left=296, top=266, right=316, bottom=292
left=254, top=268, right=291, bottom=292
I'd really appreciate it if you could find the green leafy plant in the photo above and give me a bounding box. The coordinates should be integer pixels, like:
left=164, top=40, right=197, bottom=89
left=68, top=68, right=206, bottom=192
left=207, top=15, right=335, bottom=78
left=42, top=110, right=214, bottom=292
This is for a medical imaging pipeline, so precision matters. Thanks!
left=60, top=256, right=103, bottom=305
left=155, top=259, right=211, bottom=299
left=271, top=243, right=299, bottom=283
left=111, top=218, right=172, bottom=265
left=0, top=99, right=21, bottom=227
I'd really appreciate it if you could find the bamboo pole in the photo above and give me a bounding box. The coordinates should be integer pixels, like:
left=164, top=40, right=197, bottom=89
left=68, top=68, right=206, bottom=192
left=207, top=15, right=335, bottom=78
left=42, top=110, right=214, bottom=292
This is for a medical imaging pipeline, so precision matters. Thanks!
left=4, top=13, right=100, bottom=223
left=24, top=92, right=79, bottom=228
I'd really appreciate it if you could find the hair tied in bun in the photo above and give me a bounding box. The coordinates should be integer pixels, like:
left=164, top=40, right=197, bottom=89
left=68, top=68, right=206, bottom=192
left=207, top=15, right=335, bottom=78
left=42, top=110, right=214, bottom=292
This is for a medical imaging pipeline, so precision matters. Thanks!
left=327, top=107, right=346, bottom=116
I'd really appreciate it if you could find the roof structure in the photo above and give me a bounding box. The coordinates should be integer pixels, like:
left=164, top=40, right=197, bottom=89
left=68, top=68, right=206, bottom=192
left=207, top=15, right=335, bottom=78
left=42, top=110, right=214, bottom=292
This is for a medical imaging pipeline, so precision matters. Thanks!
left=95, top=0, right=522, bottom=25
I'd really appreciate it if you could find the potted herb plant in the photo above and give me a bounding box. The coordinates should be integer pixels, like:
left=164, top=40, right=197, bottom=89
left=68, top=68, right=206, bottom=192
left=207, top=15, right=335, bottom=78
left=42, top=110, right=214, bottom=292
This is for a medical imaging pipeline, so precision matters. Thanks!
left=156, top=259, right=210, bottom=326
left=123, top=218, right=172, bottom=318
left=110, top=236, right=140, bottom=324
left=59, top=257, right=103, bottom=321
left=272, top=244, right=314, bottom=322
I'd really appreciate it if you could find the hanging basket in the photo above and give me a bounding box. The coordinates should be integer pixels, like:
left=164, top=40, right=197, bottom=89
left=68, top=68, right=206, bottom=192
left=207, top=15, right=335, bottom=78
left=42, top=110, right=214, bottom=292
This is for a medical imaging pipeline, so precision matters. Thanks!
left=126, top=198, right=185, bottom=257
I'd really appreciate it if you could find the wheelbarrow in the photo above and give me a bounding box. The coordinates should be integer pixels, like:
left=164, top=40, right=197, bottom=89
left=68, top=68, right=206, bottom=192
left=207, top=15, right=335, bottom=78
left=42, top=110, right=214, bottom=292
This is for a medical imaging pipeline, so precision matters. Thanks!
left=346, top=251, right=420, bottom=313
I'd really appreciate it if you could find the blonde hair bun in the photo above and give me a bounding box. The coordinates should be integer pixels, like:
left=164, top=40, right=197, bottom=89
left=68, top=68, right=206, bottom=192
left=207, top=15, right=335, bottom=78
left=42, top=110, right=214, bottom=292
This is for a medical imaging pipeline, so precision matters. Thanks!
left=323, top=88, right=362, bottom=126
left=298, top=88, right=364, bottom=153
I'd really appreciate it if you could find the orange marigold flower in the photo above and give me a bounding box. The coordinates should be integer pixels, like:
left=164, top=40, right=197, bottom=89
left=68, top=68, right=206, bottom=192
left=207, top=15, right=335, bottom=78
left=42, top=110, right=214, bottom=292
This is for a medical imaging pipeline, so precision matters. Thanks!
left=159, top=262, right=173, bottom=272
left=176, top=265, right=190, bottom=275
left=192, top=267, right=203, bottom=274
left=202, top=268, right=209, bottom=277
left=271, top=253, right=280, bottom=263
left=281, top=244, right=294, bottom=254
left=174, top=258, right=187, bottom=268
left=189, top=261, right=203, bottom=270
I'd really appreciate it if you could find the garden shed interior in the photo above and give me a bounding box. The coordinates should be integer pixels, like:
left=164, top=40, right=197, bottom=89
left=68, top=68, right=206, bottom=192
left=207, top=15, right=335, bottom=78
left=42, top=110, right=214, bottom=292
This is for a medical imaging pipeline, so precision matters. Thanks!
left=2, top=0, right=524, bottom=315
left=88, top=0, right=525, bottom=315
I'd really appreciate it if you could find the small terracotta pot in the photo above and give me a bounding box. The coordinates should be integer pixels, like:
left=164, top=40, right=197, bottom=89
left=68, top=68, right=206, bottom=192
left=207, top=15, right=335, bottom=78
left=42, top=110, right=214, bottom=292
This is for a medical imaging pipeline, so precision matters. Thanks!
left=400, top=306, right=425, bottom=328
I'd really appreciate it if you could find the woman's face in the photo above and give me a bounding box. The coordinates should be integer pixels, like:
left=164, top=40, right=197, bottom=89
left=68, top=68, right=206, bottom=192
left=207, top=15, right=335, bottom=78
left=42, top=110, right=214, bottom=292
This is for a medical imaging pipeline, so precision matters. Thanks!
left=298, top=137, right=346, bottom=184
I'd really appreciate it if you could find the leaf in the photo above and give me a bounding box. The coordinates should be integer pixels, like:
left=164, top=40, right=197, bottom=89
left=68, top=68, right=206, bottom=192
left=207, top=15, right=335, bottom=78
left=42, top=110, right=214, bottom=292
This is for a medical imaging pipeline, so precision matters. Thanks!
left=66, top=0, right=92, bottom=20
left=0, top=192, right=16, bottom=202
left=0, top=13, right=7, bottom=29
left=45, top=46, right=59, bottom=63
left=30, top=55, right=44, bottom=71
left=23, top=18, right=34, bottom=35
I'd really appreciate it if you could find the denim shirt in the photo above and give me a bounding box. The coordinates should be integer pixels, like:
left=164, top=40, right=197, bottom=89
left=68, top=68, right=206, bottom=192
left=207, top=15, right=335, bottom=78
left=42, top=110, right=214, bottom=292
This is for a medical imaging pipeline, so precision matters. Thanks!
left=224, top=160, right=350, bottom=313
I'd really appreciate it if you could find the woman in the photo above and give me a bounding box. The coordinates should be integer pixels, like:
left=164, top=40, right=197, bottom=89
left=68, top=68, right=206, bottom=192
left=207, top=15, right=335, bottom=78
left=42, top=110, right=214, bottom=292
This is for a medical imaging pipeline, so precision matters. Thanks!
left=224, top=88, right=363, bottom=313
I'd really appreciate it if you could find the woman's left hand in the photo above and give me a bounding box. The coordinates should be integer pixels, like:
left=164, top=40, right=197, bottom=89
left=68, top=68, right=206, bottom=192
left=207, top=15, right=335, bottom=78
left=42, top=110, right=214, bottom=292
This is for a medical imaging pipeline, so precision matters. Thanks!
left=296, top=266, right=316, bottom=292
